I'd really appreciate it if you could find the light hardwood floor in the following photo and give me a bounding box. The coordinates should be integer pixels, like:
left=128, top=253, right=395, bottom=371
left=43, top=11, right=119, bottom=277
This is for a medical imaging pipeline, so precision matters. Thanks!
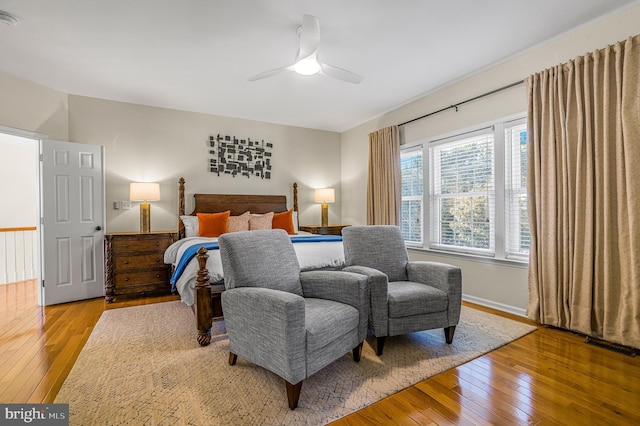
left=1, top=280, right=639, bottom=425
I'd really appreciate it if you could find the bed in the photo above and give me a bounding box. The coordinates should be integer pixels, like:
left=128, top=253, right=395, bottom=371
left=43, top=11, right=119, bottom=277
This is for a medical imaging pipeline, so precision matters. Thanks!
left=167, top=178, right=346, bottom=346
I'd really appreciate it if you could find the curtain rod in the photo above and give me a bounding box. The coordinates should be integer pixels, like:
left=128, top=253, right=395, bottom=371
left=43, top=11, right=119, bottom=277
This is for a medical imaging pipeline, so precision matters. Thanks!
left=398, top=80, right=525, bottom=127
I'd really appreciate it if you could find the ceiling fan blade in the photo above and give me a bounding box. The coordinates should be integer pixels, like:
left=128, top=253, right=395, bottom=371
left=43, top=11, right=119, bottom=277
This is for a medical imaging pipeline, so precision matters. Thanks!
left=319, top=62, right=364, bottom=84
left=296, top=14, right=320, bottom=61
left=247, top=65, right=293, bottom=81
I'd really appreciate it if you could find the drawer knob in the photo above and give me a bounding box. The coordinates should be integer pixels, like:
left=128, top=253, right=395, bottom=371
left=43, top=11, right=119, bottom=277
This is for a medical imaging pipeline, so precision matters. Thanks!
left=124, top=244, right=129, bottom=248
left=156, top=258, right=161, bottom=263
left=156, top=242, right=161, bottom=246
left=124, top=277, right=129, bottom=281
left=155, top=274, right=160, bottom=278
left=124, top=260, right=129, bottom=264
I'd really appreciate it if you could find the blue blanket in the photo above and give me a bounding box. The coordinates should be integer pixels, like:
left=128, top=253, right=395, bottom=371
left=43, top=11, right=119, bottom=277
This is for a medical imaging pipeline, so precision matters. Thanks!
left=170, top=235, right=342, bottom=290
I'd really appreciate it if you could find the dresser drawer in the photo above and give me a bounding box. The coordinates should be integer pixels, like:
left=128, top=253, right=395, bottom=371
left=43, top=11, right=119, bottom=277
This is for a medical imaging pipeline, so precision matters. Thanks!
left=114, top=253, right=166, bottom=270
left=112, top=236, right=173, bottom=253
left=114, top=269, right=170, bottom=287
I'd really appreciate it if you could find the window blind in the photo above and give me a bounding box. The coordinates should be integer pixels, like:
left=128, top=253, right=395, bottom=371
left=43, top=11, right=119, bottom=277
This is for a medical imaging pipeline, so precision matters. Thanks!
left=400, top=147, right=423, bottom=244
left=504, top=121, right=530, bottom=260
left=430, top=131, right=495, bottom=255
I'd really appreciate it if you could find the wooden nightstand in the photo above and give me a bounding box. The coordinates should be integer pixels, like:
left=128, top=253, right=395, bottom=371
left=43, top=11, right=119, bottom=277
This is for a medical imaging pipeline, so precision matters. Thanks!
left=104, top=231, right=177, bottom=303
left=299, top=225, right=350, bottom=236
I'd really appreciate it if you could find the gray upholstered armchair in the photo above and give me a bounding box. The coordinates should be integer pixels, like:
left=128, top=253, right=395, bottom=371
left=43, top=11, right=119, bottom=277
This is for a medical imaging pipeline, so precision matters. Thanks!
left=342, top=225, right=462, bottom=356
left=219, top=229, right=368, bottom=410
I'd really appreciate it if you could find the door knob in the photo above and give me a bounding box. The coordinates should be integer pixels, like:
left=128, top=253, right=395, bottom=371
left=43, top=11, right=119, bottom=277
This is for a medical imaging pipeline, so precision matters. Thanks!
left=95, top=226, right=102, bottom=231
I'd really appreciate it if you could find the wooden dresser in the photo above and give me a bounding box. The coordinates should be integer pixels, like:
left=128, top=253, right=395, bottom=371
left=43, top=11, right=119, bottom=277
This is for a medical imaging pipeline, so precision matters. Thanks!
left=104, top=231, right=176, bottom=302
left=299, top=224, right=350, bottom=236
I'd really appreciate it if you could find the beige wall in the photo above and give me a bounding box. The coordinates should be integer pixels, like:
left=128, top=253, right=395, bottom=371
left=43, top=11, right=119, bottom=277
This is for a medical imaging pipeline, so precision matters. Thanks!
left=68, top=96, right=342, bottom=233
left=340, top=120, right=376, bottom=226
left=0, top=71, right=69, bottom=140
left=340, top=3, right=640, bottom=314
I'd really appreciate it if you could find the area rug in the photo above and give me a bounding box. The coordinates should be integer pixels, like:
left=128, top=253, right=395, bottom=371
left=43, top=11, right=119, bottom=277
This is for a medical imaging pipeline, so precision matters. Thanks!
left=55, top=301, right=536, bottom=425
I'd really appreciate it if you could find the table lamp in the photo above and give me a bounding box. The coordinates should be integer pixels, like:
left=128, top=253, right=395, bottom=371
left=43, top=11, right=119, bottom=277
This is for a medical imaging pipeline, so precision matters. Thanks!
left=130, top=182, right=161, bottom=233
left=314, top=188, right=335, bottom=227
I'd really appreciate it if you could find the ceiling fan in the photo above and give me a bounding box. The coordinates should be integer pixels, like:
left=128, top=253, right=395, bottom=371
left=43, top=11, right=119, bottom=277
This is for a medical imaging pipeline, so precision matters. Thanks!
left=248, top=15, right=364, bottom=84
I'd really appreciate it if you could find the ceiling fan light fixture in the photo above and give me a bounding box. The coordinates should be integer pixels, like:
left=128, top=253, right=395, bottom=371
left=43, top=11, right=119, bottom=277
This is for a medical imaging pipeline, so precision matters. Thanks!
left=248, top=15, right=362, bottom=84
left=294, top=57, right=321, bottom=76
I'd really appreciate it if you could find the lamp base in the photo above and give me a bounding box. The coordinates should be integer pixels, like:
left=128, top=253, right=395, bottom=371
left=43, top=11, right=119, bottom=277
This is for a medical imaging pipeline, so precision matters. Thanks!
left=321, top=203, right=328, bottom=227
left=140, top=203, right=151, bottom=233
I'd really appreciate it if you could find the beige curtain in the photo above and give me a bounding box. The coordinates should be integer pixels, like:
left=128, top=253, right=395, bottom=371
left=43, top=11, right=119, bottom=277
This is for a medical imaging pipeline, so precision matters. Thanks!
left=367, top=125, right=401, bottom=225
left=527, top=34, right=640, bottom=348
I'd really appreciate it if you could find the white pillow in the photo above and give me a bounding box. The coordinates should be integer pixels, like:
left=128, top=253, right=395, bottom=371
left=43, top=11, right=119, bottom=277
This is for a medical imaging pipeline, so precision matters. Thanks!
left=180, top=215, right=198, bottom=237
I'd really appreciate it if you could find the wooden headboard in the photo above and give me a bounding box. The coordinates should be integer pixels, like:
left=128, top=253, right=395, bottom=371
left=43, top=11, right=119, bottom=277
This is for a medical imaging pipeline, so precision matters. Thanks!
left=177, top=177, right=299, bottom=239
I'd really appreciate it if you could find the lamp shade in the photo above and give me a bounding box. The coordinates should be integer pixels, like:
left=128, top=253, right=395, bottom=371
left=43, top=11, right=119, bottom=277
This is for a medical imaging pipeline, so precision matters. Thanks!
left=130, top=182, right=161, bottom=202
left=314, top=188, right=335, bottom=204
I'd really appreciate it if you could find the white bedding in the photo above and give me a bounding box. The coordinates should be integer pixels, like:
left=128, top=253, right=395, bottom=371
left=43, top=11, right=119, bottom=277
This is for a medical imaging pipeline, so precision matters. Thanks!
left=164, top=232, right=345, bottom=306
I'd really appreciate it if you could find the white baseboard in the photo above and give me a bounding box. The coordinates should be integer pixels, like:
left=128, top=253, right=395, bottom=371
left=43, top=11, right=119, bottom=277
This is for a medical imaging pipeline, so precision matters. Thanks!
left=462, top=294, right=527, bottom=317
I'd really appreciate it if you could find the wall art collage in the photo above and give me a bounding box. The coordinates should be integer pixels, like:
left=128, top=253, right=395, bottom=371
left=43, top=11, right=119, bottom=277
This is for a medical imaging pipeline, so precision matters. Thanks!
left=208, top=134, right=273, bottom=179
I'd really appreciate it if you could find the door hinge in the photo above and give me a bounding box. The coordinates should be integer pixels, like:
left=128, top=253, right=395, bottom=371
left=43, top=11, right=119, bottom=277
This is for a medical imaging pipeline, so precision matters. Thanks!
left=41, top=279, right=45, bottom=288
left=39, top=153, right=44, bottom=162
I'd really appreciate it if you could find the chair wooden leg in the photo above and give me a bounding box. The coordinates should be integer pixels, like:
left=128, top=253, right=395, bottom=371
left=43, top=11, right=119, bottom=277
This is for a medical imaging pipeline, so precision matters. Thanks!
left=376, top=336, right=386, bottom=356
left=285, top=380, right=303, bottom=410
left=229, top=352, right=237, bottom=365
left=444, top=326, right=456, bottom=344
left=352, top=342, right=363, bottom=362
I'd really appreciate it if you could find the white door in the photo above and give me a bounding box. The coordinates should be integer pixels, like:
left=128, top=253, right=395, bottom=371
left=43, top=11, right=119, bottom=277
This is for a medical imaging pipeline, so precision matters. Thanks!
left=40, top=139, right=105, bottom=305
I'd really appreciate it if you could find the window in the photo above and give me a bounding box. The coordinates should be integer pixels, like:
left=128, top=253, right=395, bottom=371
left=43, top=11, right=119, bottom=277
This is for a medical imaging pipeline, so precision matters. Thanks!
left=504, top=119, right=529, bottom=260
left=400, top=115, right=529, bottom=263
left=401, top=148, right=423, bottom=244
left=430, top=129, right=495, bottom=255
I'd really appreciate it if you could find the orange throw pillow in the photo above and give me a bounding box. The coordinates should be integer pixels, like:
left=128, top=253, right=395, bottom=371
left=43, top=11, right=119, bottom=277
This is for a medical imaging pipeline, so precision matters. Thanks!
left=197, top=211, right=230, bottom=237
left=272, top=209, right=296, bottom=234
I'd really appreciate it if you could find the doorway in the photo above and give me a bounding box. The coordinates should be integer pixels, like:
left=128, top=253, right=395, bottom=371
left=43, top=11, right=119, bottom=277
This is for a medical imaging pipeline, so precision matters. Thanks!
left=0, top=126, right=106, bottom=306
left=0, top=131, right=39, bottom=302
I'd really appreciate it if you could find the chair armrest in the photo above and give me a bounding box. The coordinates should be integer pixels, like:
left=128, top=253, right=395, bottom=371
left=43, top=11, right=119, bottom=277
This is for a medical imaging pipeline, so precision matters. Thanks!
left=342, top=265, right=389, bottom=337
left=407, top=261, right=462, bottom=295
left=407, top=261, right=462, bottom=324
left=221, top=287, right=306, bottom=384
left=300, top=270, right=369, bottom=341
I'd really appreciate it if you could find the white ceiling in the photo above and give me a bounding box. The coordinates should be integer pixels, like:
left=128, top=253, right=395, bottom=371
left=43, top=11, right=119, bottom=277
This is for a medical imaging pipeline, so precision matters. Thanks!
left=0, top=0, right=637, bottom=132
